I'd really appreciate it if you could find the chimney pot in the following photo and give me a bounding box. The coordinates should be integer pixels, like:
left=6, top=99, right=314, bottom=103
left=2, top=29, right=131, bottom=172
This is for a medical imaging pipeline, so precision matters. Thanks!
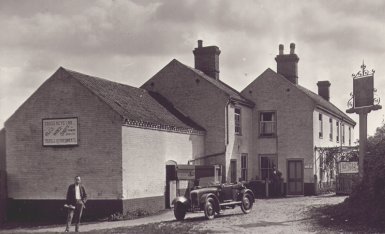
left=275, top=43, right=299, bottom=84
left=317, top=81, right=331, bottom=101
left=290, top=43, right=295, bottom=54
left=198, top=40, right=203, bottom=48
left=279, top=44, right=284, bottom=55
left=193, top=41, right=221, bottom=80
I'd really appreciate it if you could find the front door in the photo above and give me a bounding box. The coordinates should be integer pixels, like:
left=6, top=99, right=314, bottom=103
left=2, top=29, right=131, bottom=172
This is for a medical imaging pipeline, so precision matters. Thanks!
left=230, top=160, right=237, bottom=183
left=287, top=160, right=304, bottom=195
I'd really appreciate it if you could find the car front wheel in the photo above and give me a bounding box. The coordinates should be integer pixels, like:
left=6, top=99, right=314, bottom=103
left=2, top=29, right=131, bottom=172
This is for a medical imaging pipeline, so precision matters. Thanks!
left=174, top=203, right=186, bottom=221
left=204, top=198, right=215, bottom=220
left=241, top=194, right=253, bottom=214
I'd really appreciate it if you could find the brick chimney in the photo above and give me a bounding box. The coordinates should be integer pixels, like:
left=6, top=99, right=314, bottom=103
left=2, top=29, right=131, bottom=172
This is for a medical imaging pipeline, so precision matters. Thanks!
left=193, top=40, right=221, bottom=80
left=275, top=43, right=299, bottom=84
left=317, top=81, right=331, bottom=101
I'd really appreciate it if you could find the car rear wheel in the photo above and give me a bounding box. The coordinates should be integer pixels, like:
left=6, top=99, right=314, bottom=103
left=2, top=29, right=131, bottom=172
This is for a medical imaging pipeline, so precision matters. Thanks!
left=204, top=198, right=215, bottom=220
left=241, top=194, right=253, bottom=214
left=174, top=203, right=186, bottom=221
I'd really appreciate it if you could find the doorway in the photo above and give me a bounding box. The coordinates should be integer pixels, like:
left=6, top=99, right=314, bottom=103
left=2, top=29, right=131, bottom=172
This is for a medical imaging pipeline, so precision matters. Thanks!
left=230, top=159, right=237, bottom=183
left=287, top=159, right=304, bottom=195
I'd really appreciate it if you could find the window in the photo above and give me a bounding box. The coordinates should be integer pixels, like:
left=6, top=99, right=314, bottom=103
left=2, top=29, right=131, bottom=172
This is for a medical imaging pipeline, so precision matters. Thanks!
left=235, top=108, right=241, bottom=135
left=329, top=118, right=333, bottom=141
left=349, top=127, right=351, bottom=146
left=241, top=154, right=248, bottom=181
left=342, top=124, right=345, bottom=144
left=336, top=121, right=340, bottom=142
left=260, top=155, right=277, bottom=180
left=319, top=113, right=323, bottom=138
left=260, top=112, right=276, bottom=137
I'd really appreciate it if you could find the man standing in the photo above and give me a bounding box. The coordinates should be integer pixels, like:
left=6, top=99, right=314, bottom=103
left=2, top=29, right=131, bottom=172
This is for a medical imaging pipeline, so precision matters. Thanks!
left=65, top=176, right=87, bottom=232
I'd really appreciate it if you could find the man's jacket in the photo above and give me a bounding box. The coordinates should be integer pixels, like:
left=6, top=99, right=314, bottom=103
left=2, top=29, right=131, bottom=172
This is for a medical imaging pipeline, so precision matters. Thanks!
left=66, top=184, right=87, bottom=207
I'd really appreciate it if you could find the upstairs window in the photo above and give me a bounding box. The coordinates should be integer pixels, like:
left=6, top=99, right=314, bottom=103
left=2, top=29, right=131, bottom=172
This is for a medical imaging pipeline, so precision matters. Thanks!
left=329, top=118, right=333, bottom=141
left=336, top=121, right=340, bottom=142
left=349, top=127, right=352, bottom=146
left=319, top=113, right=323, bottom=138
left=235, top=108, right=241, bottom=135
left=241, top=154, right=248, bottom=181
left=260, top=112, right=276, bottom=137
left=342, top=124, right=345, bottom=144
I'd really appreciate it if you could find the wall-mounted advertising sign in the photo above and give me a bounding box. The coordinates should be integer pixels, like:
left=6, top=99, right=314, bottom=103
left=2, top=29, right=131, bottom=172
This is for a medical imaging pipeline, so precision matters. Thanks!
left=42, top=118, right=78, bottom=146
left=339, top=161, right=359, bottom=174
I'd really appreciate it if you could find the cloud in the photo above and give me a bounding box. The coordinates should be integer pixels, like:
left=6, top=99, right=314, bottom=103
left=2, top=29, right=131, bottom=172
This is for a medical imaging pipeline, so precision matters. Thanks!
left=0, top=0, right=384, bottom=137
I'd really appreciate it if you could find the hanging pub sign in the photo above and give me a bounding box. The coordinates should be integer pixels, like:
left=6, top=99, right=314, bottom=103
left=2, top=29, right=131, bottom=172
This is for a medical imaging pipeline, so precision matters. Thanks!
left=42, top=118, right=78, bottom=146
left=353, top=75, right=374, bottom=107
left=352, top=62, right=375, bottom=108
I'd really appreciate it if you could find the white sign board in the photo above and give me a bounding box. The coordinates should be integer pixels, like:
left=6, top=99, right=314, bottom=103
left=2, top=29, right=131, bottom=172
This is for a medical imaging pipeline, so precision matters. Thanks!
left=43, top=118, right=78, bottom=146
left=339, top=162, right=359, bottom=174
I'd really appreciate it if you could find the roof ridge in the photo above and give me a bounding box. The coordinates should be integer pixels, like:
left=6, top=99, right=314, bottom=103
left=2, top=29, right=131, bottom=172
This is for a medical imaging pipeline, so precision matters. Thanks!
left=61, top=67, right=206, bottom=133
left=255, top=69, right=355, bottom=125
left=173, top=60, right=254, bottom=105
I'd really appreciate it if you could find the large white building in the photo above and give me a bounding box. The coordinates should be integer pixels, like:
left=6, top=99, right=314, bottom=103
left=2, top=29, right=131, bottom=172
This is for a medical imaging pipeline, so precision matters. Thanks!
left=0, top=41, right=355, bottom=221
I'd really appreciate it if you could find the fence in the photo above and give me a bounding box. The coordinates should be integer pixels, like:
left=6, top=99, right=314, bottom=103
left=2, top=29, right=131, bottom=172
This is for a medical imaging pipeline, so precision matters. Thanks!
left=336, top=173, right=358, bottom=195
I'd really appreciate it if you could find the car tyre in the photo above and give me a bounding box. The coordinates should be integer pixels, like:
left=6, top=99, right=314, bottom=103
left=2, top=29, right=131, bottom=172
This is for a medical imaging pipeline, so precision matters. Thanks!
left=174, top=203, right=186, bottom=221
left=204, top=198, right=215, bottom=220
left=241, top=194, right=253, bottom=214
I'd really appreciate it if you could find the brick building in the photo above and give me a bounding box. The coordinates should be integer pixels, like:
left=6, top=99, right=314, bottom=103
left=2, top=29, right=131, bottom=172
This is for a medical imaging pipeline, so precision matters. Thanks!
left=241, top=43, right=355, bottom=195
left=2, top=67, right=204, bottom=220
left=0, top=40, right=356, bottom=220
left=143, top=41, right=355, bottom=196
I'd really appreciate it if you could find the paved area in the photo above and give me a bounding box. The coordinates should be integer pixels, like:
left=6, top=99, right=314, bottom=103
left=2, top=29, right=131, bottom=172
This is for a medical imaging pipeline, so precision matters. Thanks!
left=0, top=194, right=346, bottom=233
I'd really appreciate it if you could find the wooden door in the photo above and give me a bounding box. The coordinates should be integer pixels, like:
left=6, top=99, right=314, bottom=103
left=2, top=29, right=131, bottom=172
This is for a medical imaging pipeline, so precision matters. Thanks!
left=230, top=160, right=237, bottom=183
left=287, top=160, right=304, bottom=195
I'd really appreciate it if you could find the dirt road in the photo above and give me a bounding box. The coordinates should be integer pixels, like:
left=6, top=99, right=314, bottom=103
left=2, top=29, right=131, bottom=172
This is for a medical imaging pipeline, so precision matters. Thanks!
left=97, top=194, right=346, bottom=233
left=1, top=194, right=346, bottom=233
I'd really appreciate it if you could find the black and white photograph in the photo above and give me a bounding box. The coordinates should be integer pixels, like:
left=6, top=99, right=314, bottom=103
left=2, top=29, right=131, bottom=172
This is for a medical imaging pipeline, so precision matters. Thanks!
left=0, top=0, right=385, bottom=233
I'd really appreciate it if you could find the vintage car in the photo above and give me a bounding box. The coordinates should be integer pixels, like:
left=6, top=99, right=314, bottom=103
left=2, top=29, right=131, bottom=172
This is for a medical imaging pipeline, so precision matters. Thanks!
left=172, top=181, right=255, bottom=220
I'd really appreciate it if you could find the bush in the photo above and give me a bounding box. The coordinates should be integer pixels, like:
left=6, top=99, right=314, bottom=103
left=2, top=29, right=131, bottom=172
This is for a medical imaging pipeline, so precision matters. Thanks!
left=342, top=123, right=385, bottom=227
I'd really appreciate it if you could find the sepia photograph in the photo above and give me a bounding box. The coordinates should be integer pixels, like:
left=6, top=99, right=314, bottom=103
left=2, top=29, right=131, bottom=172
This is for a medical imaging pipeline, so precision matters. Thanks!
left=0, top=0, right=385, bottom=233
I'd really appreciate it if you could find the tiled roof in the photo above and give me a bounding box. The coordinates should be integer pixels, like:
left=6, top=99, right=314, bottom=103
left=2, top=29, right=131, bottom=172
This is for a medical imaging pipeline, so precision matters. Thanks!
left=296, top=85, right=356, bottom=125
left=270, top=69, right=356, bottom=125
left=175, top=60, right=254, bottom=106
left=61, top=67, right=205, bottom=134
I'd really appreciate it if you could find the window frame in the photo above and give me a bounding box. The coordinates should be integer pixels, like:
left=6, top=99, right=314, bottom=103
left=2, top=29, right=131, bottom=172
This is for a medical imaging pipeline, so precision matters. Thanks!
left=341, top=123, right=345, bottom=144
left=241, top=153, right=248, bottom=181
left=319, top=113, right=323, bottom=138
left=235, top=107, right=242, bottom=135
left=329, top=118, right=333, bottom=141
left=259, top=154, right=278, bottom=181
left=259, top=111, right=277, bottom=138
left=349, top=127, right=351, bottom=146
left=336, top=121, right=340, bottom=142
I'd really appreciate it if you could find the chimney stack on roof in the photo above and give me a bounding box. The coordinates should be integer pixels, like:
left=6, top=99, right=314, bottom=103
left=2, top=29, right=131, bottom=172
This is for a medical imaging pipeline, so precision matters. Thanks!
left=193, top=40, right=221, bottom=80
left=275, top=43, right=299, bottom=84
left=317, top=81, right=331, bottom=101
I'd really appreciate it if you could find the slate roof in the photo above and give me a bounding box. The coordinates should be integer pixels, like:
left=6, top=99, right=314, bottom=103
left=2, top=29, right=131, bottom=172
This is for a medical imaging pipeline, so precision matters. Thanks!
left=269, top=68, right=356, bottom=125
left=61, top=67, right=205, bottom=134
left=296, top=85, right=356, bottom=125
left=174, top=59, right=254, bottom=107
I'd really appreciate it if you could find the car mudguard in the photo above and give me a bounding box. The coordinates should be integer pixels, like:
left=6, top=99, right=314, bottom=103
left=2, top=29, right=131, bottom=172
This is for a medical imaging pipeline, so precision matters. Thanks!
left=172, top=196, right=189, bottom=207
left=200, top=193, right=220, bottom=212
left=239, top=188, right=255, bottom=202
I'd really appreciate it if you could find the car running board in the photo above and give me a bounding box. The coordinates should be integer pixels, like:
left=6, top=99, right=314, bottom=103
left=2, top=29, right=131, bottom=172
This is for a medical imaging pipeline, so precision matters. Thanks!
left=220, top=201, right=242, bottom=207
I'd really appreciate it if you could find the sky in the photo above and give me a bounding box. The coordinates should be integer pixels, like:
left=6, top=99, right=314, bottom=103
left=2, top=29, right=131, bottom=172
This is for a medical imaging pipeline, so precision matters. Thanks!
left=1, top=0, right=385, bottom=141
